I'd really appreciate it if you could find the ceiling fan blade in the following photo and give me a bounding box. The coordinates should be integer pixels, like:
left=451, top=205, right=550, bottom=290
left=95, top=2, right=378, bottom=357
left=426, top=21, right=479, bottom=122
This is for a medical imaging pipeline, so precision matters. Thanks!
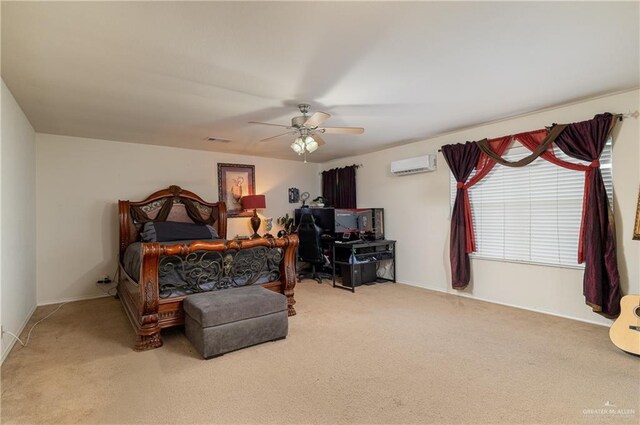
left=312, top=134, right=327, bottom=146
left=304, top=111, right=330, bottom=128
left=249, top=121, right=289, bottom=128
left=260, top=131, right=297, bottom=142
left=321, top=127, right=365, bottom=135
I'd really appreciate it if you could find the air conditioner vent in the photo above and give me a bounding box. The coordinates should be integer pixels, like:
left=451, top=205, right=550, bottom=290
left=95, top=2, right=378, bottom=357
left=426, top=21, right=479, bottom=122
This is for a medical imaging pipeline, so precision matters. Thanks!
left=390, top=154, right=437, bottom=176
left=206, top=137, right=232, bottom=143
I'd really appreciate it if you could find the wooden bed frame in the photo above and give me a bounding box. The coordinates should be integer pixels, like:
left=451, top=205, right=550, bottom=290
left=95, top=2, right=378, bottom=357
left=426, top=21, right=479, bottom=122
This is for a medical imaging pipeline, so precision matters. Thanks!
left=117, top=185, right=298, bottom=351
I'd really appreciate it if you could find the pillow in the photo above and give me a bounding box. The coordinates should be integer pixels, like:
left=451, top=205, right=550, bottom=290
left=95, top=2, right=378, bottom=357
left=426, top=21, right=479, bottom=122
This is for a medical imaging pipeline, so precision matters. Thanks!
left=141, top=221, right=219, bottom=242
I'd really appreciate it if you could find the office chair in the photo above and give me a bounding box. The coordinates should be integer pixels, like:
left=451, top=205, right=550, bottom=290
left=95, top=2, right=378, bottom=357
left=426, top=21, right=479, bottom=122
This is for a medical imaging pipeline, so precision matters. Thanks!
left=296, top=213, right=331, bottom=283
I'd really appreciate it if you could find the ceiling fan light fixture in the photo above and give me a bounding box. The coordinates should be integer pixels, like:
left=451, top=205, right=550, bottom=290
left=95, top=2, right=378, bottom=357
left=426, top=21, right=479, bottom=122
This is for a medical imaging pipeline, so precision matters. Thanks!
left=251, top=104, right=364, bottom=160
left=291, top=137, right=305, bottom=154
left=304, top=136, right=318, bottom=153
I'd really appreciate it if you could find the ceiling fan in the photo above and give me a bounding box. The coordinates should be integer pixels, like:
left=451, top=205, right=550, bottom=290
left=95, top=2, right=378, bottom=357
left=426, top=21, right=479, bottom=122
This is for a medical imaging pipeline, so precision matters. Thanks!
left=249, top=104, right=364, bottom=158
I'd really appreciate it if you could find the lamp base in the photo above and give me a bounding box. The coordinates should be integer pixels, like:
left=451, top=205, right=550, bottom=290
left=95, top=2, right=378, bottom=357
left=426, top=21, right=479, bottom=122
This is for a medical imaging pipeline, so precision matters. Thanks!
left=250, top=211, right=261, bottom=239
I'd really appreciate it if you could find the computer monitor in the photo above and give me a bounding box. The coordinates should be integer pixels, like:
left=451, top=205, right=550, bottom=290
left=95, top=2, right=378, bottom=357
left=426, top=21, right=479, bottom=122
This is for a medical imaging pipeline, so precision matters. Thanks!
left=294, top=208, right=335, bottom=235
left=294, top=207, right=384, bottom=240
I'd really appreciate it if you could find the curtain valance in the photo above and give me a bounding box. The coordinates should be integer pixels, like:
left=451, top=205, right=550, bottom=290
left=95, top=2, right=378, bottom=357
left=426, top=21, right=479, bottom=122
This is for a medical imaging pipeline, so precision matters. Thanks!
left=476, top=124, right=567, bottom=167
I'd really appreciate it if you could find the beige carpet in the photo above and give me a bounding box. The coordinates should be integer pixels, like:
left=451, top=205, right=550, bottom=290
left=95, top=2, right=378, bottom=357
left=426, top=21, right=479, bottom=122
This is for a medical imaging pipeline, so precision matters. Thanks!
left=1, top=281, right=638, bottom=424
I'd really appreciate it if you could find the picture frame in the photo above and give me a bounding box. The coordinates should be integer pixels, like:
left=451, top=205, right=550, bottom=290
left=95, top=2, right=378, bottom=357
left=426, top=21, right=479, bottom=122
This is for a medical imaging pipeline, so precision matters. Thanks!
left=288, top=187, right=300, bottom=203
left=217, top=163, right=255, bottom=217
left=634, top=187, right=640, bottom=241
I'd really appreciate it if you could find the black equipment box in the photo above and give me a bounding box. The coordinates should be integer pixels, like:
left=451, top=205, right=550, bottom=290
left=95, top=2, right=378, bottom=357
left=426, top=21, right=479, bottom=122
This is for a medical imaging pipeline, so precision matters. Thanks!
left=341, top=263, right=377, bottom=287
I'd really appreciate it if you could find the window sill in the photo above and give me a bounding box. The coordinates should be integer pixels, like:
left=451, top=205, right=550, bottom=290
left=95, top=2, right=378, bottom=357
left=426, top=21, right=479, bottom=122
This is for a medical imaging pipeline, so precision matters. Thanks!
left=470, top=255, right=585, bottom=270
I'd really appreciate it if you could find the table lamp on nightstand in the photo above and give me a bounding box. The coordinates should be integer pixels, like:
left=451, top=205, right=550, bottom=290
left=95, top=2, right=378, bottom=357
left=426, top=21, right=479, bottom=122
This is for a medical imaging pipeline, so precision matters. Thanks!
left=241, top=194, right=266, bottom=239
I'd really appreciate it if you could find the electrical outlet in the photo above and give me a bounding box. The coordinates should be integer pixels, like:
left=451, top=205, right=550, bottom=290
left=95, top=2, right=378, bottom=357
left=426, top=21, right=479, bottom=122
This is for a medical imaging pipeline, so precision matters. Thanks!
left=96, top=274, right=112, bottom=284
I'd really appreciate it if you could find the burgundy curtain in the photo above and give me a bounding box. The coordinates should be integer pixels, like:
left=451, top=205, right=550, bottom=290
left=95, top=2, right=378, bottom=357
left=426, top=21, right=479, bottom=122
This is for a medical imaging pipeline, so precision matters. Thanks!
left=553, top=113, right=620, bottom=317
left=441, top=142, right=481, bottom=289
left=322, top=169, right=338, bottom=207
left=337, top=166, right=357, bottom=208
left=323, top=165, right=357, bottom=209
left=441, top=138, right=510, bottom=289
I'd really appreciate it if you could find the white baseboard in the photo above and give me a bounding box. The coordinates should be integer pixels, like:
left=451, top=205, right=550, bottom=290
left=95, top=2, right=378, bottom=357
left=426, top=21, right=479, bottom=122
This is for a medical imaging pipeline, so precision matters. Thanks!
left=37, top=293, right=112, bottom=306
left=1, top=303, right=38, bottom=365
left=398, top=280, right=611, bottom=328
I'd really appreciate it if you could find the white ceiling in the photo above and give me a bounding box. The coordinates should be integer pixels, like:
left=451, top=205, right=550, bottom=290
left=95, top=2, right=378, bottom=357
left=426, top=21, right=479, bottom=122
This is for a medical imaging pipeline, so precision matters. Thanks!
left=2, top=1, right=639, bottom=163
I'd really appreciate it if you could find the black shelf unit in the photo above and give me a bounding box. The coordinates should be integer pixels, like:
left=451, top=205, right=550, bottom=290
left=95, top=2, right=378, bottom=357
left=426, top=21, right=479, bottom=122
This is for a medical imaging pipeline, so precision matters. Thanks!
left=332, top=240, right=396, bottom=292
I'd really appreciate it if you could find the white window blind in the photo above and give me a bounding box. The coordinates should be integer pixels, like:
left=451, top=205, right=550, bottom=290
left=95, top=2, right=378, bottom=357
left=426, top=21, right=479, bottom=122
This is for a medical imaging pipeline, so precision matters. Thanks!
left=450, top=138, right=613, bottom=269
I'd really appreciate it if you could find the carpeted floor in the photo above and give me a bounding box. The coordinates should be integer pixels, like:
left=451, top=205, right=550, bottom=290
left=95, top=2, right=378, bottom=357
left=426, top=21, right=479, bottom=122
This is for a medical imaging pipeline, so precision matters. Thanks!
left=1, top=281, right=638, bottom=424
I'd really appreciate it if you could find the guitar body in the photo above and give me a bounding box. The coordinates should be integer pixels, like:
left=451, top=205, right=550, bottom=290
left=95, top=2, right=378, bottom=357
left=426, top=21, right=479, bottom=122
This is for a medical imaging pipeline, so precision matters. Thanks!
left=609, top=295, right=640, bottom=356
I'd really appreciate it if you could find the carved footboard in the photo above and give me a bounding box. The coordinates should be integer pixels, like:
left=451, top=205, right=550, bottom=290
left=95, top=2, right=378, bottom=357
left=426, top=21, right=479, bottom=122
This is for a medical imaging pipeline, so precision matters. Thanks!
left=118, top=236, right=299, bottom=351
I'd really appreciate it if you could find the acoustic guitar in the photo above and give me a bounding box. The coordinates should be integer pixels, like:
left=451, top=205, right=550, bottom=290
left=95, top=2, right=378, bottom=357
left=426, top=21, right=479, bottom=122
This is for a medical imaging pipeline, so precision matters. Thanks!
left=609, top=295, right=640, bottom=356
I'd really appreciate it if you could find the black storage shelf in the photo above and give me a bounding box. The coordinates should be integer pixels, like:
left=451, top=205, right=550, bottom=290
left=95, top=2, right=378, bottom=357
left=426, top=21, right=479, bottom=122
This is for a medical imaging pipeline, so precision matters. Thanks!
left=331, top=240, right=396, bottom=293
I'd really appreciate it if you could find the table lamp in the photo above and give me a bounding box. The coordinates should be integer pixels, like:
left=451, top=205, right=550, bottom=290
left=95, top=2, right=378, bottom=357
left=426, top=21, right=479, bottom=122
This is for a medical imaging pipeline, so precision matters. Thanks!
left=241, top=194, right=266, bottom=239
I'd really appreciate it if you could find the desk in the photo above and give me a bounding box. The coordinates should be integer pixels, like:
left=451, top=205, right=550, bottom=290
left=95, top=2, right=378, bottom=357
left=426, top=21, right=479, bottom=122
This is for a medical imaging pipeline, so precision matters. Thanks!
left=332, top=240, right=396, bottom=292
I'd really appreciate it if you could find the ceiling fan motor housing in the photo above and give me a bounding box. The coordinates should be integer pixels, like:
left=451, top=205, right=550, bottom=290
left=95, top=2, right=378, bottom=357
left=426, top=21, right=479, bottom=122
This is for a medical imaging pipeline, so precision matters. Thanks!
left=297, top=103, right=311, bottom=114
left=291, top=115, right=309, bottom=129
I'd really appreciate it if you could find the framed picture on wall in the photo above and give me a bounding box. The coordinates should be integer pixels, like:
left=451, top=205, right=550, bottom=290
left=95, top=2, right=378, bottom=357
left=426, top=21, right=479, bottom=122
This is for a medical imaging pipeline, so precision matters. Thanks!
left=217, top=163, right=255, bottom=217
left=634, top=187, right=640, bottom=241
left=288, top=187, right=300, bottom=203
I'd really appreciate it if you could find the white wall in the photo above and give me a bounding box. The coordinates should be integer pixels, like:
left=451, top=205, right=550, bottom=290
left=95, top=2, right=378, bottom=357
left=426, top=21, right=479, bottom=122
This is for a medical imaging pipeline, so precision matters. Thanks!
left=31, top=90, right=640, bottom=323
left=1, top=80, right=37, bottom=362
left=322, top=89, right=640, bottom=326
left=35, top=134, right=320, bottom=304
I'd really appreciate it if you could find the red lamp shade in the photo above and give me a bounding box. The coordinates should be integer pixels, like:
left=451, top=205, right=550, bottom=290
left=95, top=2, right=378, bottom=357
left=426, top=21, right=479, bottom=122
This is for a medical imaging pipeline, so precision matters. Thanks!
left=241, top=194, right=266, bottom=210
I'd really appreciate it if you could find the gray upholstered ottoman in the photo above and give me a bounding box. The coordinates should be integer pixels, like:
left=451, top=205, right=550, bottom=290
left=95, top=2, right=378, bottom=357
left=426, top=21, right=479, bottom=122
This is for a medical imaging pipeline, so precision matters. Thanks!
left=184, top=285, right=288, bottom=359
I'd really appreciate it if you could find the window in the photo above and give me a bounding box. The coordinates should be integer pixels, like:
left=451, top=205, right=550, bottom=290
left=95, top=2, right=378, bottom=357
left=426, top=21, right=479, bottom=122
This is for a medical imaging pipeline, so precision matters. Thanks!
left=450, top=138, right=613, bottom=269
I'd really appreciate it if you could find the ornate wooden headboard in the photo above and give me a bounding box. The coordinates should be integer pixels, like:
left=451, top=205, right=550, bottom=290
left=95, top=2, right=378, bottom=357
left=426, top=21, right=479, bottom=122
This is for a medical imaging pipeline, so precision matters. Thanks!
left=118, top=185, right=227, bottom=260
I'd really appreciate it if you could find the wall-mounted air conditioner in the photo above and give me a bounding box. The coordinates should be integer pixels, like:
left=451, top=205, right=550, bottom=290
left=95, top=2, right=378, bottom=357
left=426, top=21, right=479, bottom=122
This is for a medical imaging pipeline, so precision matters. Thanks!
left=390, top=154, right=437, bottom=176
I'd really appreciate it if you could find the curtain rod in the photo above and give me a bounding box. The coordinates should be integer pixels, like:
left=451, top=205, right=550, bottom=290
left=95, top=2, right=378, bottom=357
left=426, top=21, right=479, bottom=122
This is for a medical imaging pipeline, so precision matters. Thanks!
left=319, top=163, right=363, bottom=174
left=436, top=111, right=637, bottom=153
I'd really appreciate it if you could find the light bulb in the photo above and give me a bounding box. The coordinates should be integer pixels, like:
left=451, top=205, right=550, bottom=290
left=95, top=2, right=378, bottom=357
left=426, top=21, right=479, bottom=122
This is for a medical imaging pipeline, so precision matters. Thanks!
left=290, top=137, right=305, bottom=154
left=304, top=136, right=318, bottom=153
